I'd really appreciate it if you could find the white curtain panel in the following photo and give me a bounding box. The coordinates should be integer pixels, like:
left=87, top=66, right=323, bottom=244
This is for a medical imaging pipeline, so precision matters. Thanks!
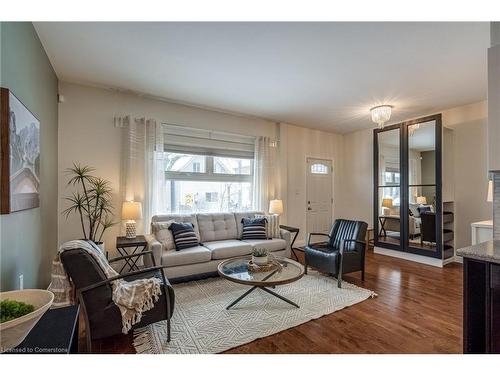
left=252, top=136, right=279, bottom=211
left=121, top=117, right=167, bottom=234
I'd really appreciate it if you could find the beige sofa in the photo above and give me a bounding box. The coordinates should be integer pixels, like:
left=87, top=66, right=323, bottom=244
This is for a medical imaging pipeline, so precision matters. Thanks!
left=145, top=211, right=291, bottom=280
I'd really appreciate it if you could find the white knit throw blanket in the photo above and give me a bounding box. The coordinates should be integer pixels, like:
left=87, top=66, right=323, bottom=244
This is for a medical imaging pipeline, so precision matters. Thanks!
left=48, top=240, right=162, bottom=334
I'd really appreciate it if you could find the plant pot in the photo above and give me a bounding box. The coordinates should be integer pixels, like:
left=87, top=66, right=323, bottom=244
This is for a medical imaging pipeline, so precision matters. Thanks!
left=0, top=289, right=54, bottom=352
left=252, top=255, right=268, bottom=266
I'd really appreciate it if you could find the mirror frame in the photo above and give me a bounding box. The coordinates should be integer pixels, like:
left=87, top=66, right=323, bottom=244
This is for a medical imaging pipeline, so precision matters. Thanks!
left=373, top=123, right=403, bottom=252
left=373, top=114, right=443, bottom=259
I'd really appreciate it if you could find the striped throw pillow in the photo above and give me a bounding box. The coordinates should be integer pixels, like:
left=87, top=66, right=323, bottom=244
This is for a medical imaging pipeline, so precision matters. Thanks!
left=169, top=222, right=200, bottom=251
left=241, top=217, right=268, bottom=240
left=256, top=214, right=280, bottom=238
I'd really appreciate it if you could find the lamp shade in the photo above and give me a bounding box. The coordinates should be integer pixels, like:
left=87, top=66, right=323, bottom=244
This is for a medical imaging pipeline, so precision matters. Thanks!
left=381, top=198, right=393, bottom=208
left=122, top=201, right=142, bottom=220
left=488, top=180, right=493, bottom=202
left=416, top=196, right=427, bottom=205
left=269, top=199, right=283, bottom=215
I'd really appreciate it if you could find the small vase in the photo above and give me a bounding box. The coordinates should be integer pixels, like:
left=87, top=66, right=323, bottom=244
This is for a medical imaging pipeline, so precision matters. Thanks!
left=252, top=255, right=268, bottom=266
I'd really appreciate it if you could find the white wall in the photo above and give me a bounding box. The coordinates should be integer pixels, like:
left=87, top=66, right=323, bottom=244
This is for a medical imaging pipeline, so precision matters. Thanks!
left=443, top=102, right=491, bottom=250
left=336, top=101, right=490, bottom=251
left=280, top=123, right=344, bottom=243
left=58, top=82, right=343, bottom=253
left=336, top=128, right=373, bottom=226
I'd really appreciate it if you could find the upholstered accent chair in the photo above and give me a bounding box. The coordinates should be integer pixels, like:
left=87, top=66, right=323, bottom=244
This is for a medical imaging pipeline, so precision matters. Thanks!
left=420, top=211, right=437, bottom=245
left=60, top=246, right=175, bottom=352
left=304, top=219, right=368, bottom=288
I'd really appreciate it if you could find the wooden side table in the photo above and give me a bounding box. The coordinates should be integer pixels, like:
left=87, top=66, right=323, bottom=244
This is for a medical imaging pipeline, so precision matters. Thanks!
left=279, top=225, right=300, bottom=261
left=10, top=305, right=79, bottom=354
left=115, top=235, right=148, bottom=273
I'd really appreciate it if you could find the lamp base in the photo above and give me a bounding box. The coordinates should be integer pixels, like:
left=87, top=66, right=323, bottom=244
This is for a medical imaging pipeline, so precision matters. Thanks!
left=125, top=221, right=137, bottom=239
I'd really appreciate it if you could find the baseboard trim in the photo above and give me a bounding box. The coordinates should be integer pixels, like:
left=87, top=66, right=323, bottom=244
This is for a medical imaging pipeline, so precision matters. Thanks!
left=374, top=246, right=444, bottom=268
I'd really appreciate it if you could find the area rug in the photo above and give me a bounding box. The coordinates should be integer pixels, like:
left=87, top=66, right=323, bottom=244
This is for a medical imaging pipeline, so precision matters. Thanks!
left=133, top=271, right=376, bottom=354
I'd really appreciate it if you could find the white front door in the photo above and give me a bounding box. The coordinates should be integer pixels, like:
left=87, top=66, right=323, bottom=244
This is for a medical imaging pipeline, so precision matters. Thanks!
left=306, top=158, right=333, bottom=235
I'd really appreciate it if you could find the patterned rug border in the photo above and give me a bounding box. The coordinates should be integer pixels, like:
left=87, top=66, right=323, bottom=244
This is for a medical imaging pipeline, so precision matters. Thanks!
left=133, top=272, right=376, bottom=354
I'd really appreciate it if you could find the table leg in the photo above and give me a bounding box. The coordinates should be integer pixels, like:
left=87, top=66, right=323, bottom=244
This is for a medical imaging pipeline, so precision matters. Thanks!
left=259, top=287, right=300, bottom=308
left=226, top=286, right=258, bottom=309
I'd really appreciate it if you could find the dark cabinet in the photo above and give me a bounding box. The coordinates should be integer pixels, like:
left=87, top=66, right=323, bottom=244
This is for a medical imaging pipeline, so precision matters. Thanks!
left=463, top=259, right=500, bottom=353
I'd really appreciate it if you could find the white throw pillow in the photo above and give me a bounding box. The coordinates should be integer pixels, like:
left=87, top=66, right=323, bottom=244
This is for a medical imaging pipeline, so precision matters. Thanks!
left=256, top=214, right=281, bottom=239
left=151, top=220, right=176, bottom=251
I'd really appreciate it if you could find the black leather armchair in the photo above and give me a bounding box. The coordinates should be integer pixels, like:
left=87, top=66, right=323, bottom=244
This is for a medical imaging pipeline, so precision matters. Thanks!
left=60, top=247, right=175, bottom=352
left=304, top=219, right=368, bottom=288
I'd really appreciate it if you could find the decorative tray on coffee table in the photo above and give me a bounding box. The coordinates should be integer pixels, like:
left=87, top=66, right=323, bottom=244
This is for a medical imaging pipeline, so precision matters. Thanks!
left=247, top=259, right=283, bottom=273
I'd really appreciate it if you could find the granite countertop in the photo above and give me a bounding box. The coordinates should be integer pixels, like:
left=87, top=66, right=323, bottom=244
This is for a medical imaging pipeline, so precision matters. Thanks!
left=456, top=240, right=500, bottom=264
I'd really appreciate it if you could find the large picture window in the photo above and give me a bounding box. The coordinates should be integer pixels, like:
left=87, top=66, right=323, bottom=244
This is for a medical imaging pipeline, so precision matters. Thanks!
left=165, top=152, right=254, bottom=213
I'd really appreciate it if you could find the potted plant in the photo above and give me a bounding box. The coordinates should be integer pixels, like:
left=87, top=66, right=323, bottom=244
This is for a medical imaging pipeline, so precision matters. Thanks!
left=252, top=248, right=269, bottom=266
left=62, top=163, right=116, bottom=251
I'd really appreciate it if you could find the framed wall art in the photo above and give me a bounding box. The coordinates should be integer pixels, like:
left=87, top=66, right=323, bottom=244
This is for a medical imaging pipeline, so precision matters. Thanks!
left=1, top=88, right=40, bottom=214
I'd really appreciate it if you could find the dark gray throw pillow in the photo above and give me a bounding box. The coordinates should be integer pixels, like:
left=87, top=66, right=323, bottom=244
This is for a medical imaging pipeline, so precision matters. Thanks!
left=169, top=222, right=200, bottom=250
left=241, top=217, right=268, bottom=240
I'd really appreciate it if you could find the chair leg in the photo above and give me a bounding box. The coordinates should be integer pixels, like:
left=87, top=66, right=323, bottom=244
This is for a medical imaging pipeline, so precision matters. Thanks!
left=337, top=276, right=342, bottom=288
left=361, top=268, right=365, bottom=281
left=167, top=317, right=171, bottom=342
left=86, top=329, right=92, bottom=353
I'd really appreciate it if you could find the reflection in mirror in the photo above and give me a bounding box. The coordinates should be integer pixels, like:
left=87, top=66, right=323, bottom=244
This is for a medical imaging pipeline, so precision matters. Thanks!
left=377, top=128, right=400, bottom=245
left=408, top=186, right=437, bottom=251
left=407, top=120, right=437, bottom=251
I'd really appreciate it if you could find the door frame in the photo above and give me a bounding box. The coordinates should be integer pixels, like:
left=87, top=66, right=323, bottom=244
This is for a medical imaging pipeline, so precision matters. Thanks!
left=305, top=157, right=334, bottom=234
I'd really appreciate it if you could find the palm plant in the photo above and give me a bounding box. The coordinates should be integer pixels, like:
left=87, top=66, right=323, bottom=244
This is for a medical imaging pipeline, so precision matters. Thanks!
left=62, top=163, right=116, bottom=243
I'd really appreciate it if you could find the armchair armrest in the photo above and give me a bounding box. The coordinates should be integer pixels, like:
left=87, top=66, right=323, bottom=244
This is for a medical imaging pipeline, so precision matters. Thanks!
left=145, top=234, right=162, bottom=267
left=341, top=239, right=367, bottom=254
left=279, top=229, right=291, bottom=257
left=307, top=232, right=331, bottom=246
left=77, top=265, right=171, bottom=295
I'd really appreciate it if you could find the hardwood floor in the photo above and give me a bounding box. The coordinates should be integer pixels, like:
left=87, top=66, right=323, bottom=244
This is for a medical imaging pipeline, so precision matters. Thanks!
left=85, top=248, right=463, bottom=354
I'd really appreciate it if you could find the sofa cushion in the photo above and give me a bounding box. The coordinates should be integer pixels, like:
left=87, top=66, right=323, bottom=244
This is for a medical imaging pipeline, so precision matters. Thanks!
left=234, top=211, right=264, bottom=238
left=151, top=220, right=176, bottom=250
left=197, top=213, right=238, bottom=242
left=151, top=214, right=200, bottom=241
left=241, top=217, right=268, bottom=240
left=161, top=245, right=212, bottom=267
left=255, top=214, right=280, bottom=238
left=169, top=222, right=201, bottom=251
left=204, top=240, right=253, bottom=260
left=242, top=238, right=287, bottom=252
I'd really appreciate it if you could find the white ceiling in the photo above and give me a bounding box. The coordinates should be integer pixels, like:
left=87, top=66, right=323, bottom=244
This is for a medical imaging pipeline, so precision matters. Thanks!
left=34, top=22, right=490, bottom=134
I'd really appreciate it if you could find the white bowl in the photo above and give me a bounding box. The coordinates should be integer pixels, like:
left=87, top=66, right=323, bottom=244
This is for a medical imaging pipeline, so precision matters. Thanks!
left=0, top=289, right=54, bottom=352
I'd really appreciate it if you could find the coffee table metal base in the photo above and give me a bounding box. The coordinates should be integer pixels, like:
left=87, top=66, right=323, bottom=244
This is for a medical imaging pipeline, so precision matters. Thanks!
left=226, top=286, right=300, bottom=309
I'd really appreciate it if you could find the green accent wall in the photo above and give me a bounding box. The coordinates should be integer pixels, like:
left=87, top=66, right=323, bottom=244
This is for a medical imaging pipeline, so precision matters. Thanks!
left=0, top=22, right=58, bottom=291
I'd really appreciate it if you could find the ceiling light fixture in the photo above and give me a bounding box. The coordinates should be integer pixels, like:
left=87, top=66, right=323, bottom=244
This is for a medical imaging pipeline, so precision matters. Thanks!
left=408, top=123, right=420, bottom=136
left=370, top=105, right=393, bottom=129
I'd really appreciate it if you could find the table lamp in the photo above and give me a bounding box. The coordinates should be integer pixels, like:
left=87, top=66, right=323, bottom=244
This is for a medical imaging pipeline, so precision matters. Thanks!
left=122, top=201, right=142, bottom=239
left=269, top=199, right=283, bottom=216
left=381, top=198, right=393, bottom=208
left=416, top=196, right=427, bottom=205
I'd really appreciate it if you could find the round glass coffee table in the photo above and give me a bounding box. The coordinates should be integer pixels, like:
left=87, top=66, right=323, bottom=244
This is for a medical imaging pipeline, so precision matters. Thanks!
left=217, top=255, right=304, bottom=310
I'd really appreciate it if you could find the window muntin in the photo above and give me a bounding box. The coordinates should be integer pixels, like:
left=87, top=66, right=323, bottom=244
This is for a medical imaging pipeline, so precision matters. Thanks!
left=166, top=152, right=206, bottom=173
left=214, top=157, right=252, bottom=175
left=310, top=163, right=329, bottom=174
left=165, top=151, right=253, bottom=213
